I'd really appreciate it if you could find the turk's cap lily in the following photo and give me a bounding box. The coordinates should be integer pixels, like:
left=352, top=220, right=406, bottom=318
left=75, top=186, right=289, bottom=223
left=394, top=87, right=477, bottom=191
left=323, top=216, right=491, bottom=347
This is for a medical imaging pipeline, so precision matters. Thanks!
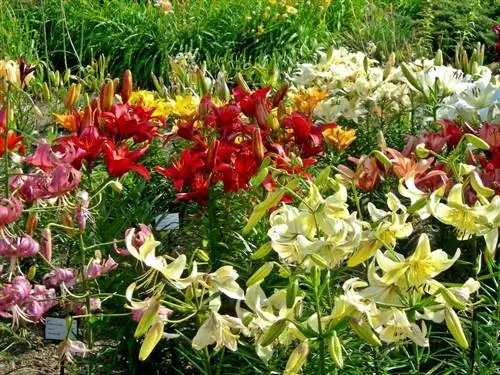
left=58, top=339, right=88, bottom=363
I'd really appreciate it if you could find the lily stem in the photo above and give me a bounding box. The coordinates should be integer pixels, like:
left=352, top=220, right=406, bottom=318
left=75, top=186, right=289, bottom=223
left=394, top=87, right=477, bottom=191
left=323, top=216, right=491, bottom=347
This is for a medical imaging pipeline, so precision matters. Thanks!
left=313, top=277, right=326, bottom=375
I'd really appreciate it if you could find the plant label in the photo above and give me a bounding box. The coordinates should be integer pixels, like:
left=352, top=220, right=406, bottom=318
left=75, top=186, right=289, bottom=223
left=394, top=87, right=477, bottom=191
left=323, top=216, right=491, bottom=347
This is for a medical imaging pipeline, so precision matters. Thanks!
left=44, top=317, right=78, bottom=340
left=155, top=212, right=180, bottom=231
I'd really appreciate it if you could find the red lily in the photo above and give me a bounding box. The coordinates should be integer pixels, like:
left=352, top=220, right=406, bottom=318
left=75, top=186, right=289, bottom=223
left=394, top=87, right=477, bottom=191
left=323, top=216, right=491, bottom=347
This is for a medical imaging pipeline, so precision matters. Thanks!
left=154, top=148, right=205, bottom=191
left=100, top=103, right=159, bottom=143
left=102, top=141, right=150, bottom=180
left=0, top=130, right=24, bottom=157
left=233, top=87, right=271, bottom=118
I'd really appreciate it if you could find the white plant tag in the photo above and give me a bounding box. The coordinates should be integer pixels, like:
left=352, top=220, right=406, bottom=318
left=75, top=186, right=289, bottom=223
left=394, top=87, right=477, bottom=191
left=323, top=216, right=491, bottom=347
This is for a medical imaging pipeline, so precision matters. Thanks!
left=45, top=317, right=78, bottom=340
left=155, top=213, right=180, bottom=231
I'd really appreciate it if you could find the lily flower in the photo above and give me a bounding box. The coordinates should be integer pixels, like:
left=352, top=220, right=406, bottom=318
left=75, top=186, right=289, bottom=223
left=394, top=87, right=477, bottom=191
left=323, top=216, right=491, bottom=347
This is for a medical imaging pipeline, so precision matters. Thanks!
left=192, top=310, right=246, bottom=352
left=376, top=233, right=460, bottom=287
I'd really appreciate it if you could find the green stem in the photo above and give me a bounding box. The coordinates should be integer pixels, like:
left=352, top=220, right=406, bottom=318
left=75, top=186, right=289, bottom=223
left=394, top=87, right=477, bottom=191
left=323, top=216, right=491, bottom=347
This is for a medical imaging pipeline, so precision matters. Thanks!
left=79, top=233, right=93, bottom=350
left=313, top=279, right=325, bottom=375
left=4, top=86, right=10, bottom=196
left=468, top=238, right=479, bottom=375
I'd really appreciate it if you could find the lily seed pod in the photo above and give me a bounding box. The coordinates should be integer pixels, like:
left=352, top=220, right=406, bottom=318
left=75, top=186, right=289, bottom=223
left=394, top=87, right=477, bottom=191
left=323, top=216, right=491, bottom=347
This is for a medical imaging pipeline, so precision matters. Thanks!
left=444, top=308, right=469, bottom=349
left=41, top=228, right=52, bottom=262
left=348, top=318, right=381, bottom=346
left=286, top=279, right=298, bottom=308
left=64, top=83, right=81, bottom=109
left=25, top=212, right=38, bottom=236
left=246, top=262, right=274, bottom=286
left=283, top=342, right=309, bottom=375
left=328, top=331, right=344, bottom=368
left=260, top=319, right=287, bottom=347
left=119, top=69, right=133, bottom=103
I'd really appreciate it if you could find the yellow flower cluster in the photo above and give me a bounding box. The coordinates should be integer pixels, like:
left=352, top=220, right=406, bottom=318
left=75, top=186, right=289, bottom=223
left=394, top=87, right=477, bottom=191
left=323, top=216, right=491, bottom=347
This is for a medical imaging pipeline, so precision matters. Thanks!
left=289, top=87, right=328, bottom=115
left=322, top=126, right=357, bottom=151
left=129, top=90, right=200, bottom=119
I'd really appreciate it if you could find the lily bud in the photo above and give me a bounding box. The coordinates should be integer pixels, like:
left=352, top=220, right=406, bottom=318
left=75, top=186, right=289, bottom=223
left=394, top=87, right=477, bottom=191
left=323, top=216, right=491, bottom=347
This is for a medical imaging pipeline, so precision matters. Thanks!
left=415, top=143, right=431, bottom=158
left=284, top=342, right=309, bottom=375
left=80, top=105, right=92, bottom=133
left=439, top=287, right=467, bottom=310
left=64, top=84, right=81, bottom=110
left=328, top=331, right=344, bottom=368
left=235, top=73, right=250, bottom=92
left=444, top=308, right=468, bottom=349
left=246, top=262, right=274, bottom=286
left=196, top=249, right=210, bottom=262
left=286, top=279, right=298, bottom=308
left=63, top=68, right=71, bottom=84
left=465, top=134, right=490, bottom=150
left=41, top=228, right=52, bottom=262
left=194, top=68, right=210, bottom=96
left=401, top=63, right=422, bottom=92
left=363, top=55, right=369, bottom=73
left=27, top=265, right=37, bottom=280
left=373, top=150, right=392, bottom=168
left=42, top=82, right=51, bottom=102
left=25, top=212, right=38, bottom=236
left=348, top=318, right=381, bottom=346
left=434, top=49, right=443, bottom=66
left=310, top=254, right=329, bottom=269
left=61, top=214, right=75, bottom=237
left=100, top=79, right=114, bottom=112
left=110, top=181, right=123, bottom=193
left=214, top=71, right=231, bottom=102
left=251, top=242, right=273, bottom=260
left=383, top=52, right=395, bottom=80
left=151, top=72, right=162, bottom=93
left=252, top=128, right=265, bottom=164
left=272, top=82, right=289, bottom=108
left=261, top=319, right=287, bottom=347
left=120, top=70, right=133, bottom=104
left=255, top=98, right=270, bottom=129
left=310, top=265, right=321, bottom=288
left=377, top=130, right=387, bottom=150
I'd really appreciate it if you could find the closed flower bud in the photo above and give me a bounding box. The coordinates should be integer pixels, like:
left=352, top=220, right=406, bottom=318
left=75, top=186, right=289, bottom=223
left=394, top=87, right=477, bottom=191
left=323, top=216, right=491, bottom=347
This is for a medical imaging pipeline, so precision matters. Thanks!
left=64, top=83, right=81, bottom=109
left=235, top=73, right=250, bottom=92
left=63, top=68, right=71, bottom=84
left=41, top=228, right=52, bottom=262
left=109, top=181, right=123, bottom=193
left=383, top=52, right=395, bottom=80
left=465, top=134, right=490, bottom=151
left=272, top=82, right=288, bottom=108
left=401, top=63, right=422, bottom=92
left=120, top=70, right=133, bottom=104
left=27, top=265, right=37, bottom=280
left=373, top=150, right=392, bottom=168
left=284, top=342, right=309, bottom=375
left=434, top=49, right=443, bottom=66
left=286, top=279, right=298, bottom=308
left=444, top=308, right=468, bottom=349
left=439, top=287, right=467, bottom=310
left=328, top=331, right=344, bottom=368
left=415, top=143, right=430, bottom=158
left=260, top=319, right=287, bottom=347
left=25, top=212, right=38, bottom=236
left=310, top=254, right=329, bottom=269
left=214, top=71, right=231, bottom=102
left=151, top=72, right=162, bottom=93
left=252, top=127, right=265, bottom=164
left=62, top=214, right=75, bottom=237
left=251, top=242, right=272, bottom=260
left=310, top=265, right=322, bottom=288
left=377, top=130, right=387, bottom=150
left=348, top=318, right=381, bottom=346
left=100, top=80, right=115, bottom=112
left=42, top=82, right=51, bottom=102
left=196, top=249, right=210, bottom=262
left=246, top=262, right=274, bottom=286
